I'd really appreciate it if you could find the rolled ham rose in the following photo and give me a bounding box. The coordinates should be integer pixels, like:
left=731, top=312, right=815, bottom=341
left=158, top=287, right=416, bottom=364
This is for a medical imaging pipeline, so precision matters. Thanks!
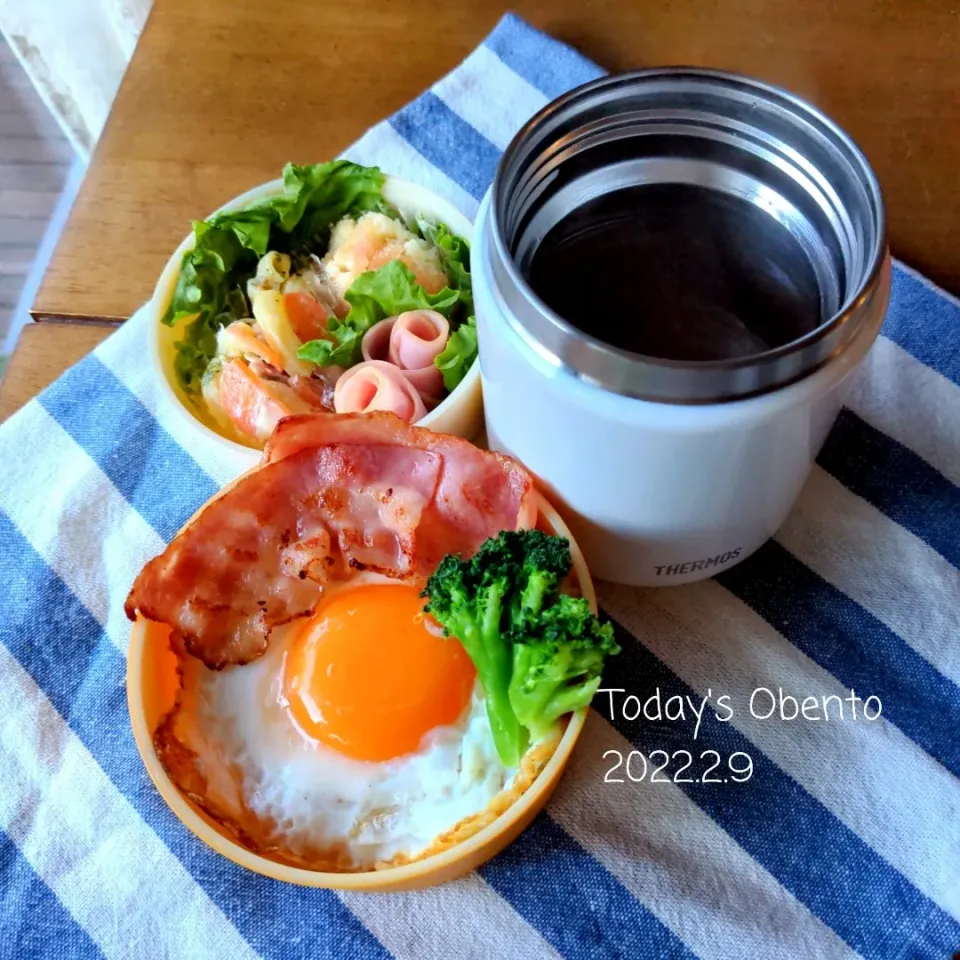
left=361, top=319, right=393, bottom=363
left=333, top=360, right=427, bottom=423
left=390, top=310, right=450, bottom=367
left=361, top=310, right=450, bottom=403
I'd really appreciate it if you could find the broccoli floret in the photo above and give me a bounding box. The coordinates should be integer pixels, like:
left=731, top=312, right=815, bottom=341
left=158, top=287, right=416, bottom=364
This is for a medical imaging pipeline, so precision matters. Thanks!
left=508, top=594, right=620, bottom=743
left=422, top=546, right=528, bottom=765
left=512, top=532, right=570, bottom=624
left=421, top=530, right=620, bottom=766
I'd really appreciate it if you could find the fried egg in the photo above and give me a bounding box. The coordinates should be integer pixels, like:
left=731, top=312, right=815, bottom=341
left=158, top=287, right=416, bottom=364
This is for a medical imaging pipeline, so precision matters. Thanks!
left=165, top=576, right=521, bottom=869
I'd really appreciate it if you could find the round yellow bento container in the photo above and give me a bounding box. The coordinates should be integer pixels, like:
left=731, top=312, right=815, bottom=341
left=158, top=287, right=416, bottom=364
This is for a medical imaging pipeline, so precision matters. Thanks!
left=127, top=489, right=595, bottom=891
left=149, top=175, right=484, bottom=467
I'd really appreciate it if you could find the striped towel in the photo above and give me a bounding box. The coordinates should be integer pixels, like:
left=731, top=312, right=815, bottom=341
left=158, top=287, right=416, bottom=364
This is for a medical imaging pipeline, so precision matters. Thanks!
left=1, top=14, right=958, bottom=960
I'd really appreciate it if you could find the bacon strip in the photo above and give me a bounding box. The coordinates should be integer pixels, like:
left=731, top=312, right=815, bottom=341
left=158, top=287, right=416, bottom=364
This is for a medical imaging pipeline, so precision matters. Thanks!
left=126, top=443, right=441, bottom=668
left=126, top=412, right=536, bottom=669
left=264, top=413, right=537, bottom=571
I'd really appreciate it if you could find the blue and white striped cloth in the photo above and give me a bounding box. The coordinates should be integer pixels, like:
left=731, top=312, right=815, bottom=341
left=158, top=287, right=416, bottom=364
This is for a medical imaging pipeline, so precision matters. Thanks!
left=1, top=15, right=958, bottom=959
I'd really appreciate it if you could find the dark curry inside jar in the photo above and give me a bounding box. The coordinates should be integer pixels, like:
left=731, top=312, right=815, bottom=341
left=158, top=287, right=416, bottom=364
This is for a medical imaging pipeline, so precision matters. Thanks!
left=525, top=182, right=825, bottom=363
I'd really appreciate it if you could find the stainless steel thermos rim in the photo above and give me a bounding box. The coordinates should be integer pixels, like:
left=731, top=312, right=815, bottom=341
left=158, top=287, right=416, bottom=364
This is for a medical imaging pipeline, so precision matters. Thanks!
left=485, top=68, right=888, bottom=404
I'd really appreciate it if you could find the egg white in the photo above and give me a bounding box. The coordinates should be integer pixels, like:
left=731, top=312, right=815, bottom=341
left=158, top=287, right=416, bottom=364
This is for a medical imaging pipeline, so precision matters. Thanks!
left=182, top=577, right=517, bottom=869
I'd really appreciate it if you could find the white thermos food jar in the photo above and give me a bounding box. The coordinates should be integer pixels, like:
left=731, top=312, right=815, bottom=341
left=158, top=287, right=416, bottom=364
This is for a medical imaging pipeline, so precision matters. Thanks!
left=474, top=69, right=890, bottom=586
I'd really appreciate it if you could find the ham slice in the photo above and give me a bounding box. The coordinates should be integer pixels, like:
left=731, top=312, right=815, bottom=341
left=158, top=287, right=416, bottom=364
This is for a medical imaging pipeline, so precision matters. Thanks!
left=126, top=412, right=536, bottom=669
left=361, top=311, right=449, bottom=403
left=333, top=360, right=427, bottom=423
left=361, top=320, right=393, bottom=363
left=389, top=310, right=450, bottom=370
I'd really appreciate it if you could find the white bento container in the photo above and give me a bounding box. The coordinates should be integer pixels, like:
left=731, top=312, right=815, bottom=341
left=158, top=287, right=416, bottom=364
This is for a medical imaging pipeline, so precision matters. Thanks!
left=149, top=175, right=482, bottom=469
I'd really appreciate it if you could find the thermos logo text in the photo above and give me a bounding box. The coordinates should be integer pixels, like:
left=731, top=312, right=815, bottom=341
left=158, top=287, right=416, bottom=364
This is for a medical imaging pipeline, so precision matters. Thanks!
left=654, top=547, right=742, bottom=577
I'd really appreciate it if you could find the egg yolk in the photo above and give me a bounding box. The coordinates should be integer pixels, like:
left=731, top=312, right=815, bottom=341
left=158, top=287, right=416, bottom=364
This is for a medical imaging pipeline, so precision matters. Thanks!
left=283, top=584, right=476, bottom=761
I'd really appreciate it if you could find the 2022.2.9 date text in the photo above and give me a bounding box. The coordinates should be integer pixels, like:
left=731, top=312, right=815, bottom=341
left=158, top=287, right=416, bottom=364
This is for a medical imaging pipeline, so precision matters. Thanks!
left=602, top=749, right=754, bottom=784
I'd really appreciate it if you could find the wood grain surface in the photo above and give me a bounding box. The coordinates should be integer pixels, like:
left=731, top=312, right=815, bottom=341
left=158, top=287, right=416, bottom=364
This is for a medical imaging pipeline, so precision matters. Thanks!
left=30, top=0, right=960, bottom=327
left=0, top=322, right=115, bottom=422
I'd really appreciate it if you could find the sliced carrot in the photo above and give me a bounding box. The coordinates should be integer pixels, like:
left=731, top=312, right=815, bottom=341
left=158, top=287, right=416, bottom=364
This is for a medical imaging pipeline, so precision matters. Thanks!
left=221, top=321, right=287, bottom=371
left=251, top=289, right=312, bottom=378
left=284, top=291, right=331, bottom=343
left=218, top=359, right=299, bottom=444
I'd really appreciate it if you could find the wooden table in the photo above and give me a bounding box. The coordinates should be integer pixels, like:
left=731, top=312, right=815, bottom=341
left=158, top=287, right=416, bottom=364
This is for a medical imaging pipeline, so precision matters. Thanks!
left=0, top=322, right=116, bottom=421
left=3, top=0, right=960, bottom=419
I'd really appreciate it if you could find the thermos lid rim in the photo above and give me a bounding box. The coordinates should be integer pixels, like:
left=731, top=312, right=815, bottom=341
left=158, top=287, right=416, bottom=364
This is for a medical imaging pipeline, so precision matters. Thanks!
left=487, top=68, right=888, bottom=404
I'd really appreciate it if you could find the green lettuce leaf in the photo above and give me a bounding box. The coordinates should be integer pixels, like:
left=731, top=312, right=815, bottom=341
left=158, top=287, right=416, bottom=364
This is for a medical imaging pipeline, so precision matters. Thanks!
left=434, top=315, right=478, bottom=391
left=164, top=160, right=388, bottom=392
left=172, top=284, right=248, bottom=393
left=283, top=162, right=394, bottom=249
left=416, top=217, right=473, bottom=313
left=415, top=217, right=477, bottom=387
left=298, top=259, right=463, bottom=368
